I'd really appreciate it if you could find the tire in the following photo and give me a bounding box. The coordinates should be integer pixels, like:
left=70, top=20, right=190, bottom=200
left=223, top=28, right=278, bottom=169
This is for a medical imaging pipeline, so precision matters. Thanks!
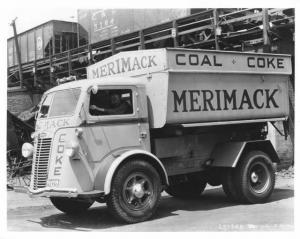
left=205, top=168, right=222, bottom=187
left=207, top=175, right=222, bottom=187
left=222, top=169, right=240, bottom=202
left=50, top=197, right=94, bottom=214
left=107, top=160, right=162, bottom=223
left=234, top=150, right=275, bottom=204
left=165, top=174, right=207, bottom=198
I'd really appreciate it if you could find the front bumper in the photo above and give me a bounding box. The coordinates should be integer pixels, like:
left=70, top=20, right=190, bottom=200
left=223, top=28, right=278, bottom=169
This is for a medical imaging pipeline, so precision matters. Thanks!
left=14, top=186, right=104, bottom=199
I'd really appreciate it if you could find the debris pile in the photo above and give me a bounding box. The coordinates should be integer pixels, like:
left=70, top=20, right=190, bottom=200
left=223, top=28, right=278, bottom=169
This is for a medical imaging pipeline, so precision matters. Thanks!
left=276, top=166, right=294, bottom=179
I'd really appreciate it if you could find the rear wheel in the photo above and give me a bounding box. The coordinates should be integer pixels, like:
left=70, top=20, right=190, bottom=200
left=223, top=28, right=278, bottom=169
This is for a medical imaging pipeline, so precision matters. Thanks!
left=234, top=150, right=275, bottom=203
left=166, top=174, right=207, bottom=198
left=50, top=197, right=94, bottom=214
left=222, top=169, right=240, bottom=202
left=107, top=160, right=162, bottom=223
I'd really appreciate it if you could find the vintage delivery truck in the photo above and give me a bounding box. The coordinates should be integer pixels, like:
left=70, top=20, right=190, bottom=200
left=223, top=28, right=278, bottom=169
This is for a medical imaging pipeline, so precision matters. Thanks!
left=21, top=48, right=292, bottom=223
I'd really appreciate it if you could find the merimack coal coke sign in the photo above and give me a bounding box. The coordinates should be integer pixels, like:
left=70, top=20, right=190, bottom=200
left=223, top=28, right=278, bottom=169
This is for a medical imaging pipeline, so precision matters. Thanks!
left=87, top=48, right=291, bottom=79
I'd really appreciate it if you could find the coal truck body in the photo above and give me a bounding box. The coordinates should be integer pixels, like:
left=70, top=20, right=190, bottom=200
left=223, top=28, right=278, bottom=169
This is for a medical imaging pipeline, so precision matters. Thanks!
left=21, top=48, right=291, bottom=223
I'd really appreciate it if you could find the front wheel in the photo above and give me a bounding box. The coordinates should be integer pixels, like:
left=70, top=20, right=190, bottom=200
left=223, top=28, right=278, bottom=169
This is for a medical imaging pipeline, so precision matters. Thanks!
left=50, top=197, right=94, bottom=214
left=107, top=160, right=162, bottom=223
left=234, top=150, right=275, bottom=204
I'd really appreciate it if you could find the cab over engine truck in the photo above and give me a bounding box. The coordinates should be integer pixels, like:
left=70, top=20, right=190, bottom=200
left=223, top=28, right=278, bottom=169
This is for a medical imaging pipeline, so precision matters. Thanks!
left=21, top=48, right=291, bottom=223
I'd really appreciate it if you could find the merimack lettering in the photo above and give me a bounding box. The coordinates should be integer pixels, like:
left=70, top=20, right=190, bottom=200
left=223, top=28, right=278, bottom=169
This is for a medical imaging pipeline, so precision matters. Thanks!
left=92, top=55, right=157, bottom=78
left=36, top=119, right=70, bottom=131
left=172, top=89, right=279, bottom=112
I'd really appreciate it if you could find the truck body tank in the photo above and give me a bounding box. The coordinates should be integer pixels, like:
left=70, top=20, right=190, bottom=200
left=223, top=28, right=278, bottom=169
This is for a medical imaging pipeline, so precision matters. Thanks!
left=87, top=48, right=291, bottom=128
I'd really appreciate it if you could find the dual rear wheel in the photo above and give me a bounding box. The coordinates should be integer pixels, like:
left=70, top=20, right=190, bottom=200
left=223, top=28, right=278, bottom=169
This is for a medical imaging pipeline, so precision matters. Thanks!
left=222, top=150, right=275, bottom=203
left=164, top=150, right=275, bottom=204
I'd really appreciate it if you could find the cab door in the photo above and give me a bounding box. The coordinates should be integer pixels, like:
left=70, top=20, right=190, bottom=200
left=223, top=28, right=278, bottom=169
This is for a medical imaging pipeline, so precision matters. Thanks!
left=83, top=85, right=150, bottom=164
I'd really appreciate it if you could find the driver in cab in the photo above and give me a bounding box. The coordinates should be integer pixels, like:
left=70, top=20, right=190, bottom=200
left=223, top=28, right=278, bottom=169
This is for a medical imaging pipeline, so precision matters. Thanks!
left=90, top=92, right=132, bottom=115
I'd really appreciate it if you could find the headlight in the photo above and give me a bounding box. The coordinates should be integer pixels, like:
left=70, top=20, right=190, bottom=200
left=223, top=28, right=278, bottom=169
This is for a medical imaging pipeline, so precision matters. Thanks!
left=31, top=132, right=36, bottom=139
left=22, top=143, right=34, bottom=158
left=65, top=141, right=79, bottom=157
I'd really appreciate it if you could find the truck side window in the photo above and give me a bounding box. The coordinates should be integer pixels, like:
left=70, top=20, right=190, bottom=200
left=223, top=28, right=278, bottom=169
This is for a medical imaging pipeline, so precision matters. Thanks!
left=89, top=89, right=133, bottom=116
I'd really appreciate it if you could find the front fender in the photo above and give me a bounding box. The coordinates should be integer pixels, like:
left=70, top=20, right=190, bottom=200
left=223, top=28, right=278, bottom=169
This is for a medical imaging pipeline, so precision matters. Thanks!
left=45, top=127, right=94, bottom=193
left=94, top=150, right=168, bottom=195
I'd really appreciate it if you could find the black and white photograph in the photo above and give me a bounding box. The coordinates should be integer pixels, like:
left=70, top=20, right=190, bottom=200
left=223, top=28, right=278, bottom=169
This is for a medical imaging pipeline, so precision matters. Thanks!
left=2, top=0, right=297, bottom=234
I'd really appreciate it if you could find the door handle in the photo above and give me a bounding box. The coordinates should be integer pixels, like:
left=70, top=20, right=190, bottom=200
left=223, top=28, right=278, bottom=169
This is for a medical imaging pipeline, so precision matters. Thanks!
left=140, top=132, right=147, bottom=139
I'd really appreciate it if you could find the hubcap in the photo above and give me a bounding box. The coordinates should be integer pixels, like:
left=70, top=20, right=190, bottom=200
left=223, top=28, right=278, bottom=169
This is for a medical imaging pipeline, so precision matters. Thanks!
left=122, top=173, right=153, bottom=210
left=132, top=183, right=145, bottom=198
left=251, top=172, right=259, bottom=183
left=249, top=160, right=271, bottom=194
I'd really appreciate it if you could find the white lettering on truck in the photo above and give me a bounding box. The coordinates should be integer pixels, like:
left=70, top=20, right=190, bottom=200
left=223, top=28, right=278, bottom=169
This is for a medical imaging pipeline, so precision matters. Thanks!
left=36, top=119, right=70, bottom=131
left=92, top=55, right=158, bottom=78
left=54, top=133, right=66, bottom=176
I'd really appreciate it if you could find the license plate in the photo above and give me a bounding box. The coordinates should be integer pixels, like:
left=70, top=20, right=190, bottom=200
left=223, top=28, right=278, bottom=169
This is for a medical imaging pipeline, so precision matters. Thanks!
left=46, top=179, right=60, bottom=187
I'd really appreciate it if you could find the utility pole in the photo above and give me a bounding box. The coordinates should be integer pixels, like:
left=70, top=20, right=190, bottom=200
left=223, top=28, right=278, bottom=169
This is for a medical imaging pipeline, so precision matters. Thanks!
left=10, top=18, right=23, bottom=88
left=262, top=8, right=271, bottom=53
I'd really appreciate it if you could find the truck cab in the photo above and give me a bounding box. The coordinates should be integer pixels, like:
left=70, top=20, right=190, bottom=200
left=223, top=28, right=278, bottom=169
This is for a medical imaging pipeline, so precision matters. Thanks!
left=21, top=48, right=292, bottom=223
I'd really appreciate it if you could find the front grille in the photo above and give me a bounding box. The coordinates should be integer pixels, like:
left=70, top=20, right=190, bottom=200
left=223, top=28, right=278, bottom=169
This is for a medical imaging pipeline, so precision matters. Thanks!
left=32, top=137, right=52, bottom=190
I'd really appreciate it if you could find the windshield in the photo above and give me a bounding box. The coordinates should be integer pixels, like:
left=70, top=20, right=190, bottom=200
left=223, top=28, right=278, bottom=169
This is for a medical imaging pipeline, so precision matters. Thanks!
left=38, top=88, right=81, bottom=118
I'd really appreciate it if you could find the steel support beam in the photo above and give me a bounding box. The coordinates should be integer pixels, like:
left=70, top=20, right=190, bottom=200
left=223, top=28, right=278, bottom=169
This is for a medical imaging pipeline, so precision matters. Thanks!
left=172, top=20, right=178, bottom=47
left=213, top=9, right=220, bottom=50
left=111, top=38, right=116, bottom=55
left=33, top=60, right=37, bottom=87
left=139, top=30, right=145, bottom=49
left=68, top=50, right=72, bottom=76
left=88, top=44, right=93, bottom=65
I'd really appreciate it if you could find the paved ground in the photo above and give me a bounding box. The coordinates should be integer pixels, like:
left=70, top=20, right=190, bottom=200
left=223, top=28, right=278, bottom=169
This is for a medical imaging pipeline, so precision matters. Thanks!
left=7, top=174, right=294, bottom=231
